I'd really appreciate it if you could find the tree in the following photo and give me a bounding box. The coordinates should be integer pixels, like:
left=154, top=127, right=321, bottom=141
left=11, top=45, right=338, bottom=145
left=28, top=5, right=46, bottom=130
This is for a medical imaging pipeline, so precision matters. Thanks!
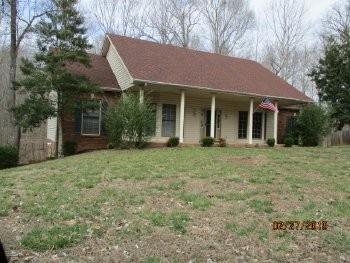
left=262, top=0, right=308, bottom=83
left=136, top=0, right=176, bottom=45
left=168, top=0, right=200, bottom=48
left=200, top=0, right=255, bottom=55
left=297, top=104, right=331, bottom=146
left=309, top=31, right=350, bottom=129
left=89, top=0, right=141, bottom=36
left=13, top=0, right=100, bottom=157
left=321, top=0, right=350, bottom=39
left=0, top=0, right=48, bottom=148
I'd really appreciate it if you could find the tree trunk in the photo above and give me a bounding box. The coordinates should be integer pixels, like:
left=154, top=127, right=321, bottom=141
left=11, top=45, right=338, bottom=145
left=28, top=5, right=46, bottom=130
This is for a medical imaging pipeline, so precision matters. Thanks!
left=9, top=0, right=20, bottom=149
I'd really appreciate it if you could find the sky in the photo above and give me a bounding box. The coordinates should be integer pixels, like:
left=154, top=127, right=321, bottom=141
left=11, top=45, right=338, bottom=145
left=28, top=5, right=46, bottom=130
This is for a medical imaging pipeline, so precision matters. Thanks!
left=250, top=0, right=338, bottom=23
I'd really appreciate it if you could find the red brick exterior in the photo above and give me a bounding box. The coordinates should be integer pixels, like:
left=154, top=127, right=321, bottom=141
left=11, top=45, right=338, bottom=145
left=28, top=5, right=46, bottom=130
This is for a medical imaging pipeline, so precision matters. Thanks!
left=277, top=109, right=299, bottom=144
left=62, top=91, right=119, bottom=152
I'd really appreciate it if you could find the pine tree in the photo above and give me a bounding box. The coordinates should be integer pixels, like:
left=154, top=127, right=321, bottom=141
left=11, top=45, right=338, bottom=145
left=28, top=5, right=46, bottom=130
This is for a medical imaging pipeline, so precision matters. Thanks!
left=13, top=0, right=100, bottom=157
left=310, top=30, right=350, bottom=129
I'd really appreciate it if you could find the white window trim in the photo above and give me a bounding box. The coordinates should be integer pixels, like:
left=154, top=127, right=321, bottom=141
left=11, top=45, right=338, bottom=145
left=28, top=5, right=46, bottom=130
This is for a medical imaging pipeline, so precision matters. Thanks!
left=81, top=100, right=102, bottom=136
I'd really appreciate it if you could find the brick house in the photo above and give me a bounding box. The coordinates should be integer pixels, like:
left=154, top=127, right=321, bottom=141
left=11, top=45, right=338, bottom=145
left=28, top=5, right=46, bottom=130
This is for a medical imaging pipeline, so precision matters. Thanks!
left=44, top=34, right=312, bottom=155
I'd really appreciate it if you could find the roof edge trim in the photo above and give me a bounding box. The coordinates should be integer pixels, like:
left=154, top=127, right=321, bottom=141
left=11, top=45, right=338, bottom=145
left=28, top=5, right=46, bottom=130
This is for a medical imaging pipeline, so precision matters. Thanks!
left=133, top=78, right=313, bottom=103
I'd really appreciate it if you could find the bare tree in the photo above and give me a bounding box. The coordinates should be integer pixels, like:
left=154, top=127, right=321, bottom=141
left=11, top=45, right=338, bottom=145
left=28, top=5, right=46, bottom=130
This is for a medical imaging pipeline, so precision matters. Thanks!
left=134, top=0, right=176, bottom=44
left=168, top=0, right=200, bottom=48
left=200, top=0, right=255, bottom=55
left=322, top=0, right=350, bottom=38
left=263, top=0, right=308, bottom=83
left=89, top=0, right=141, bottom=36
left=0, top=0, right=48, bottom=147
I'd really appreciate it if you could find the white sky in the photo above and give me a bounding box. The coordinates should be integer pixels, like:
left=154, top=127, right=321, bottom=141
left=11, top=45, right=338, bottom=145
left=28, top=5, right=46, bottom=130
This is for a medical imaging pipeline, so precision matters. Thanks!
left=250, top=0, right=338, bottom=23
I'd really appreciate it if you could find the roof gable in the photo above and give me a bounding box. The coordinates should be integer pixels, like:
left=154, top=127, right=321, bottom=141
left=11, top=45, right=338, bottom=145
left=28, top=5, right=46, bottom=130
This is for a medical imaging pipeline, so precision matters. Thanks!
left=66, top=53, right=120, bottom=90
left=108, top=34, right=311, bottom=102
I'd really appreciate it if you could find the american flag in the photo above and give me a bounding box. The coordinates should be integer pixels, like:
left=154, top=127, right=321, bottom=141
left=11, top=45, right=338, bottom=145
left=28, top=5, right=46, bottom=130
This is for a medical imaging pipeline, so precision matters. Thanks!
left=259, top=97, right=278, bottom=112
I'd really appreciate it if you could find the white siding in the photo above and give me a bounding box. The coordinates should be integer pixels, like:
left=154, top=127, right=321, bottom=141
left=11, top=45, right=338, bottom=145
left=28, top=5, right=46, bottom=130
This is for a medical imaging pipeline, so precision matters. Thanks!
left=106, top=43, right=133, bottom=90
left=47, top=117, right=57, bottom=142
left=47, top=91, right=57, bottom=142
left=148, top=91, right=267, bottom=144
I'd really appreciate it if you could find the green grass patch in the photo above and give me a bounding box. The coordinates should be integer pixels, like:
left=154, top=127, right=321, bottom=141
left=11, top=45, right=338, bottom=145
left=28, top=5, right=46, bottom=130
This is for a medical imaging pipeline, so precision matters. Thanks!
left=144, top=257, right=162, bottom=263
left=138, top=211, right=167, bottom=226
left=138, top=211, right=190, bottom=234
left=323, top=231, right=350, bottom=253
left=97, top=189, right=145, bottom=206
left=21, top=224, right=88, bottom=251
left=168, top=180, right=186, bottom=190
left=248, top=199, right=274, bottom=213
left=180, top=193, right=213, bottom=211
left=169, top=212, right=190, bottom=234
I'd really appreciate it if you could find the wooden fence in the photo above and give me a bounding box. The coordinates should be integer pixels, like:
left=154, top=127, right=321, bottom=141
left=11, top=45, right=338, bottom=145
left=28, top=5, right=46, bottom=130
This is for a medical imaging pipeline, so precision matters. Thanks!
left=19, top=141, right=48, bottom=164
left=322, top=125, right=350, bottom=147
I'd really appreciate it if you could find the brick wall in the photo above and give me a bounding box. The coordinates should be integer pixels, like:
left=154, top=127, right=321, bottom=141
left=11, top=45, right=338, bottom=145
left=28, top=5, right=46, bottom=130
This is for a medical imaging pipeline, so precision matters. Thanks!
left=62, top=91, right=119, bottom=153
left=277, top=109, right=299, bottom=144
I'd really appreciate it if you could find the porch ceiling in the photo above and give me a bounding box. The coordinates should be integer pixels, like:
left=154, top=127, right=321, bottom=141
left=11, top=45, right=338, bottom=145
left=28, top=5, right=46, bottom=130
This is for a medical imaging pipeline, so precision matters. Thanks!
left=129, top=83, right=309, bottom=107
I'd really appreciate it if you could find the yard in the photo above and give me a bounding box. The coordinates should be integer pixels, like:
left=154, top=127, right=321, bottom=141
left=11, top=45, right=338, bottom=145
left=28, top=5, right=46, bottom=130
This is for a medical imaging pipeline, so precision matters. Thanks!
left=0, top=146, right=349, bottom=262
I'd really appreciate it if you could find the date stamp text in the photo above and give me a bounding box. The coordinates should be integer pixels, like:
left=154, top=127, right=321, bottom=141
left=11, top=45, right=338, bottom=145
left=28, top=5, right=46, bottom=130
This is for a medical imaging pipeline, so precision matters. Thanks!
left=272, top=221, right=328, bottom=231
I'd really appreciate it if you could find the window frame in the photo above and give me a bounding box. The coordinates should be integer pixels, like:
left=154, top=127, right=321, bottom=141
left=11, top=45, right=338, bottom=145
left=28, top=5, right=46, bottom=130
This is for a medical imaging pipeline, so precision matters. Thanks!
left=81, top=100, right=102, bottom=136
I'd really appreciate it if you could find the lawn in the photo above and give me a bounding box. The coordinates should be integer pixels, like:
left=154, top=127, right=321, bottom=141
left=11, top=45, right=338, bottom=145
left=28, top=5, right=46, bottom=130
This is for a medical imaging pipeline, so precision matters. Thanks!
left=0, top=146, right=349, bottom=262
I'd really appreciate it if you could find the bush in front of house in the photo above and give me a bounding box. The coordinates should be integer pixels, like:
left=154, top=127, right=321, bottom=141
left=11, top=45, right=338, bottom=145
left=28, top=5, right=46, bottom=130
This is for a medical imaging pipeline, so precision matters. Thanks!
left=218, top=138, right=227, bottom=147
left=284, top=137, right=294, bottom=147
left=107, top=143, right=115, bottom=149
left=201, top=137, right=215, bottom=147
left=297, top=104, right=331, bottom=146
left=266, top=138, right=275, bottom=147
left=0, top=145, right=18, bottom=169
left=107, top=93, right=156, bottom=149
left=167, top=137, right=179, bottom=147
left=62, top=140, right=77, bottom=156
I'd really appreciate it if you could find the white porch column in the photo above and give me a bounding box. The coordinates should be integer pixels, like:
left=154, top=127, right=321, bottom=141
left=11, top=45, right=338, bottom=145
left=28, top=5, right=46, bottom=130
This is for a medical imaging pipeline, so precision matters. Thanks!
left=273, top=101, right=278, bottom=142
left=248, top=98, right=254, bottom=144
left=179, top=90, right=185, bottom=143
left=210, top=94, right=216, bottom=138
left=139, top=88, right=144, bottom=103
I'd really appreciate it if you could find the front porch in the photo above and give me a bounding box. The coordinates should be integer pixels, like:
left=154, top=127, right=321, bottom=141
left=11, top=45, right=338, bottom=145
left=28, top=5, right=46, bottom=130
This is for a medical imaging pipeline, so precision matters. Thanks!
left=136, top=85, right=287, bottom=146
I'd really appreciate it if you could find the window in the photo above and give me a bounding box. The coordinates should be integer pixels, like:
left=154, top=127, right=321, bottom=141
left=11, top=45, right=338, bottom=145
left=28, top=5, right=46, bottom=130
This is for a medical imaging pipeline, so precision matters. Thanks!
left=238, top=111, right=248, bottom=139
left=82, top=108, right=100, bottom=135
left=75, top=101, right=108, bottom=136
left=286, top=116, right=297, bottom=135
left=253, top=112, right=263, bottom=139
left=162, top=104, right=176, bottom=137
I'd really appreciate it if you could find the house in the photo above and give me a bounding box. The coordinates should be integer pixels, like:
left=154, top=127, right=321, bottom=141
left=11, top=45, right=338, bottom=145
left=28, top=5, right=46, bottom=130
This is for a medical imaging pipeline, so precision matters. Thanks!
left=45, top=34, right=312, bottom=155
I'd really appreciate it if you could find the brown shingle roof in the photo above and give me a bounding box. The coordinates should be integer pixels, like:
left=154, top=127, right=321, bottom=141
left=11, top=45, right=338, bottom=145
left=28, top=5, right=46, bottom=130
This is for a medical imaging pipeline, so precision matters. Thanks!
left=108, top=34, right=311, bottom=102
left=66, top=53, right=119, bottom=90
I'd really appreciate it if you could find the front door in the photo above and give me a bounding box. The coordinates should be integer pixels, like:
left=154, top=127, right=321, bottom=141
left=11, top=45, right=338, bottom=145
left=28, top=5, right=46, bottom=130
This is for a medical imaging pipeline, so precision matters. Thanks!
left=203, top=110, right=221, bottom=139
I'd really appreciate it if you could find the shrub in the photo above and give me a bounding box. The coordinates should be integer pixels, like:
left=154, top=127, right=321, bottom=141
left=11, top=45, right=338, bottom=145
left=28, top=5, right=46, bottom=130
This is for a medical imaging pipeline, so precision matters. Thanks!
left=167, top=137, right=179, bottom=147
left=0, top=145, right=18, bottom=169
left=201, top=137, right=215, bottom=147
left=107, top=93, right=156, bottom=149
left=107, top=143, right=115, bottom=149
left=62, top=140, right=77, bottom=156
left=284, top=137, right=294, bottom=147
left=297, top=104, right=331, bottom=146
left=266, top=138, right=275, bottom=147
left=218, top=138, right=227, bottom=147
